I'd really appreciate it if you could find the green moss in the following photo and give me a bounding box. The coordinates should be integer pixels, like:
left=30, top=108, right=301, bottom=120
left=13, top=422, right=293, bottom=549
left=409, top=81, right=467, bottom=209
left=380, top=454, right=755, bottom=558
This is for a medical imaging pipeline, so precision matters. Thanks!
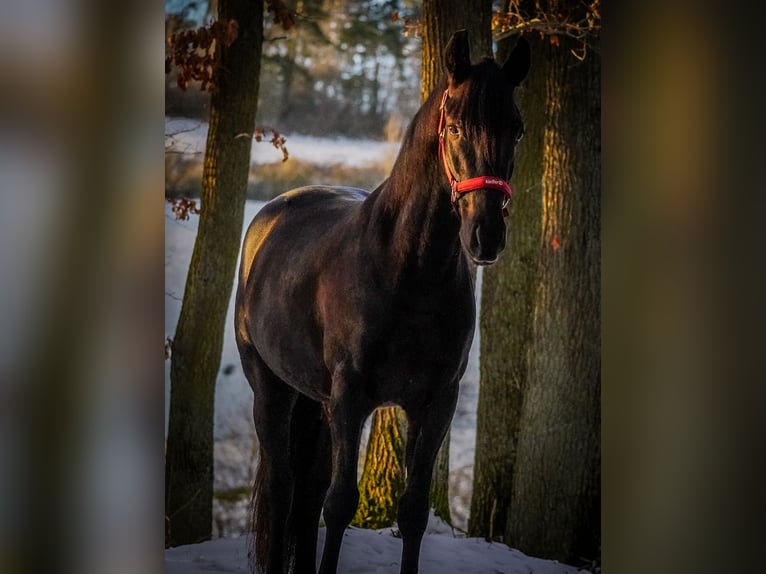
left=352, top=407, right=407, bottom=529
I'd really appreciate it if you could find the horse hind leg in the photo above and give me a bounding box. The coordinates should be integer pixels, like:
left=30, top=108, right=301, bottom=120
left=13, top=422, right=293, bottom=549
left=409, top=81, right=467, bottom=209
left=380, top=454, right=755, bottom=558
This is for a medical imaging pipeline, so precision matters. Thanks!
left=289, top=394, right=332, bottom=574
left=241, top=345, right=298, bottom=574
left=318, top=370, right=372, bottom=574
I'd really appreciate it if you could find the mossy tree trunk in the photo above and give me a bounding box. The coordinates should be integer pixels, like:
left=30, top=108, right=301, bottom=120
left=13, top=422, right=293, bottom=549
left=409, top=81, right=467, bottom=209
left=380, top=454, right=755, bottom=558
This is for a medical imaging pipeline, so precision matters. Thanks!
left=165, top=0, right=264, bottom=547
left=355, top=0, right=493, bottom=530
left=469, top=33, right=548, bottom=540
left=507, top=30, right=600, bottom=564
left=353, top=407, right=408, bottom=528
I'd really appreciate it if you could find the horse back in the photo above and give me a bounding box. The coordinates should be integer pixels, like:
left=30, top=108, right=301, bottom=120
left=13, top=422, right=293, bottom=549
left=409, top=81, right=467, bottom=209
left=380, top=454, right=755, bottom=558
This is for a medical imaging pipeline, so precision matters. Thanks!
left=238, top=186, right=368, bottom=286
left=235, top=185, right=369, bottom=398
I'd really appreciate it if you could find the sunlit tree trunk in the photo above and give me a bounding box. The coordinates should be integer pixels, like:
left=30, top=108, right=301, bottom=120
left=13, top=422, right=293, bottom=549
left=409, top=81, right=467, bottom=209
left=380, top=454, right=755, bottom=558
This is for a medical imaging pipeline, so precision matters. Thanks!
left=354, top=0, right=493, bottom=530
left=507, top=32, right=600, bottom=563
left=353, top=407, right=407, bottom=527
left=165, top=0, right=264, bottom=547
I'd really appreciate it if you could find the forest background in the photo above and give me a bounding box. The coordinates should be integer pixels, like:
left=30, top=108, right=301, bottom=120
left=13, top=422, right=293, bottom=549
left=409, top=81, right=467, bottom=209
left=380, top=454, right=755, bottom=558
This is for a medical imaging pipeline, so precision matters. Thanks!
left=166, top=0, right=424, bottom=203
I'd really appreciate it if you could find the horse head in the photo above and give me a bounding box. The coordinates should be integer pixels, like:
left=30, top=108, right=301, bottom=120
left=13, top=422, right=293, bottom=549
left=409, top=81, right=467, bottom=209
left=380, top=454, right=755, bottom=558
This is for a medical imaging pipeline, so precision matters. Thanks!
left=439, top=30, right=530, bottom=265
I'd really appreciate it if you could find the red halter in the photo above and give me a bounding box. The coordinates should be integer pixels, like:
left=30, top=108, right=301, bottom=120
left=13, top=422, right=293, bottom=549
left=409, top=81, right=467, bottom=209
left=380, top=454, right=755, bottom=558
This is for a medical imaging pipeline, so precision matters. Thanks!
left=438, top=89, right=513, bottom=217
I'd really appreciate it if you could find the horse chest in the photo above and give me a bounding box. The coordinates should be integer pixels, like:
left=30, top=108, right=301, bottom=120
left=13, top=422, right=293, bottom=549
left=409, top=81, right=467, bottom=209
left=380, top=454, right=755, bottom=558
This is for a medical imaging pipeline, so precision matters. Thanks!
left=393, top=307, right=468, bottom=357
left=361, top=298, right=475, bottom=402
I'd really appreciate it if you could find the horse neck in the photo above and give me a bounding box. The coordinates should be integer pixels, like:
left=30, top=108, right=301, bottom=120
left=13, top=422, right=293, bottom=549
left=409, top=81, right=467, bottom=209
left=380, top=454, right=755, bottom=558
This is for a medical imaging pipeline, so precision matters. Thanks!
left=362, top=91, right=467, bottom=285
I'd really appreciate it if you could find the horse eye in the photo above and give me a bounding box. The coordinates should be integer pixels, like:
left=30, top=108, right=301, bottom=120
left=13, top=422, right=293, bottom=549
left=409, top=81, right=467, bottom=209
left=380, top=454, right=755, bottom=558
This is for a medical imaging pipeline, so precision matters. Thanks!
left=447, top=124, right=460, bottom=137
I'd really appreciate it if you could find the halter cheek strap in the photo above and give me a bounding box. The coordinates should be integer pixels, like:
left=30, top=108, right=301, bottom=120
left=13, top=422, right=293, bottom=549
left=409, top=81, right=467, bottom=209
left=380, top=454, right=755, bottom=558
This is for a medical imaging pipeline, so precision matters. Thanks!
left=438, top=89, right=513, bottom=217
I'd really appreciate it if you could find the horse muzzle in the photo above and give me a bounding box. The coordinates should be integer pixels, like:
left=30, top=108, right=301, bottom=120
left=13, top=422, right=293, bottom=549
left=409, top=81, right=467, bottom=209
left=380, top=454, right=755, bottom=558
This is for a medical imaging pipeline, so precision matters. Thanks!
left=460, top=216, right=507, bottom=266
left=455, top=183, right=508, bottom=265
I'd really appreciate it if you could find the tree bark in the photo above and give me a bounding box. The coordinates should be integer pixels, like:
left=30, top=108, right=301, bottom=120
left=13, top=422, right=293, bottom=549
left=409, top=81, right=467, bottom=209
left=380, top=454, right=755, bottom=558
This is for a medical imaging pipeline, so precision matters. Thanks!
left=506, top=34, right=601, bottom=564
left=420, top=0, right=493, bottom=102
left=353, top=407, right=408, bottom=528
left=165, top=0, right=264, bottom=547
left=469, top=33, right=547, bottom=540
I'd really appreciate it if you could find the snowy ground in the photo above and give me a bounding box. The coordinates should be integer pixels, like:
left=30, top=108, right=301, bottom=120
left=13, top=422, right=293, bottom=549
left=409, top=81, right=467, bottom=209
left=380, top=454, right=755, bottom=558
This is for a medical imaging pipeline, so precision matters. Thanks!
left=165, top=117, right=401, bottom=168
left=166, top=514, right=589, bottom=574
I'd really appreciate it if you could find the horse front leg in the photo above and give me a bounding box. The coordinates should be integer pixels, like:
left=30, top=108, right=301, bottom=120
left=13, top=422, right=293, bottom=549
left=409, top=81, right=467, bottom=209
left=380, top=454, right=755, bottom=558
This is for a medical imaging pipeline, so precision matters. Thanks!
left=318, top=369, right=371, bottom=574
left=398, top=381, right=459, bottom=574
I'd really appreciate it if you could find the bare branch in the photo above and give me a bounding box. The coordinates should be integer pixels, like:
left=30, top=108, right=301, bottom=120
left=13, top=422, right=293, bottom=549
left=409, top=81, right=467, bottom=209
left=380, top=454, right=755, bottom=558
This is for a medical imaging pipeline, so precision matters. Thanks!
left=492, top=0, right=600, bottom=58
left=166, top=19, right=239, bottom=92
left=235, top=127, right=290, bottom=162
left=165, top=124, right=206, bottom=154
left=391, top=10, right=421, bottom=38
left=167, top=197, right=201, bottom=220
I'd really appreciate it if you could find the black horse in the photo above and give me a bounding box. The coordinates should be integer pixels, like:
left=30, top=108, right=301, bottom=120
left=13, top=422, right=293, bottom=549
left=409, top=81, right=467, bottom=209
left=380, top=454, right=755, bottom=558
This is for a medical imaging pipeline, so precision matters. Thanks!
left=235, top=30, right=530, bottom=574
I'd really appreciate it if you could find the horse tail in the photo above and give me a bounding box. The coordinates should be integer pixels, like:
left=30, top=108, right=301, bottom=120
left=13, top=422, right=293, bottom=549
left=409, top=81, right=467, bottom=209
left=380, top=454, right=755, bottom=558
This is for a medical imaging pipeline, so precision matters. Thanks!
left=249, top=392, right=331, bottom=574
left=249, top=447, right=270, bottom=574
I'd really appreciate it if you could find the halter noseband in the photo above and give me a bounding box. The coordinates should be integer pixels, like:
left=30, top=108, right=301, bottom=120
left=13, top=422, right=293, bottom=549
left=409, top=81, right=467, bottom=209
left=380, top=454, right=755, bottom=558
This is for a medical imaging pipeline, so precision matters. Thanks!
left=438, top=89, right=513, bottom=217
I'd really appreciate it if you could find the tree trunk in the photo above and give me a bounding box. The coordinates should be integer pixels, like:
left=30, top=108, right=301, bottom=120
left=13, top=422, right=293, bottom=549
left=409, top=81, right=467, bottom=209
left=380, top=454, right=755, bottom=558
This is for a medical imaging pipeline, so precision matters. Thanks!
left=165, top=0, right=264, bottom=547
left=469, top=33, right=547, bottom=540
left=507, top=34, right=601, bottom=564
left=420, top=0, right=492, bottom=102
left=353, top=407, right=408, bottom=528
left=355, top=0, right=493, bottom=530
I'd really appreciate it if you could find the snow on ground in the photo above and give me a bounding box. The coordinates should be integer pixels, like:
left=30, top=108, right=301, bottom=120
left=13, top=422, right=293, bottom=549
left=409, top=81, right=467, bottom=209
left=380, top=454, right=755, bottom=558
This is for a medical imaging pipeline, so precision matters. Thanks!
left=166, top=514, right=589, bottom=574
left=165, top=117, right=401, bottom=167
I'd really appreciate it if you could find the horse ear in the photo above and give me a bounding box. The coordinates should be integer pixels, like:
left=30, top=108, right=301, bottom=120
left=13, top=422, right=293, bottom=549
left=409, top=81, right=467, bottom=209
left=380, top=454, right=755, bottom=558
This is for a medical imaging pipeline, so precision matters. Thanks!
left=503, top=36, right=530, bottom=86
left=445, top=29, right=472, bottom=85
